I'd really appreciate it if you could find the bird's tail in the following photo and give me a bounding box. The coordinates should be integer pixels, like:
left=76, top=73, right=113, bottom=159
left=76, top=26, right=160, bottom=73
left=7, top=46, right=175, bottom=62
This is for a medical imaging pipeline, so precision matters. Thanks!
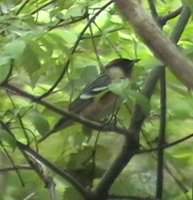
left=38, top=118, right=73, bottom=143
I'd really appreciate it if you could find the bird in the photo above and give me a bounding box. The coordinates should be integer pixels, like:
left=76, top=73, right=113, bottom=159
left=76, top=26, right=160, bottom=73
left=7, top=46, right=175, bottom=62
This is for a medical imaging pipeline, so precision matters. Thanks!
left=39, top=58, right=139, bottom=142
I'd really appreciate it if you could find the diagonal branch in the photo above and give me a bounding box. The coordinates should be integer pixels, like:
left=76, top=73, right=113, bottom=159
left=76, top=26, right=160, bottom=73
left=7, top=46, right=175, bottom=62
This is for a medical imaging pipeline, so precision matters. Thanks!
left=15, top=0, right=30, bottom=15
left=3, top=83, right=132, bottom=138
left=0, top=120, right=92, bottom=200
left=16, top=141, right=92, bottom=200
left=115, top=1, right=193, bottom=89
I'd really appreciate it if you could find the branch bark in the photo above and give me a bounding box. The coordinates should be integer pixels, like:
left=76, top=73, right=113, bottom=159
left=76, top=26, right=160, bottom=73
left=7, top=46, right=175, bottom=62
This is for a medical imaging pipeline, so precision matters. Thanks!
left=92, top=4, right=191, bottom=199
left=115, top=0, right=193, bottom=89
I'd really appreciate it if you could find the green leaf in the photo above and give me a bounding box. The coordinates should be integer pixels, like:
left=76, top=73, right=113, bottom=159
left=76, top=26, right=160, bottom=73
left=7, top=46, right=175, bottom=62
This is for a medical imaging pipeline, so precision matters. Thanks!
left=0, top=129, right=16, bottom=148
left=170, top=101, right=192, bottom=119
left=108, top=79, right=130, bottom=99
left=129, top=91, right=151, bottom=116
left=63, top=186, right=84, bottom=200
left=28, top=111, right=50, bottom=136
left=0, top=57, right=11, bottom=84
left=20, top=42, right=41, bottom=84
left=79, top=65, right=98, bottom=84
left=109, top=80, right=150, bottom=115
left=3, top=40, right=26, bottom=59
left=67, top=145, right=93, bottom=169
left=66, top=6, right=85, bottom=18
left=58, top=0, right=74, bottom=9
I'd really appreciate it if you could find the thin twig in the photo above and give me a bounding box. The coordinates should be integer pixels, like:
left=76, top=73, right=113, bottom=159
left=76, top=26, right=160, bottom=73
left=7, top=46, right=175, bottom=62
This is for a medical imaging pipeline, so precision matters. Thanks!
left=158, top=7, right=183, bottom=26
left=147, top=0, right=158, bottom=18
left=93, top=22, right=122, bottom=59
left=141, top=130, right=190, bottom=200
left=0, top=142, right=25, bottom=187
left=0, top=165, right=32, bottom=173
left=87, top=11, right=103, bottom=68
left=156, top=67, right=166, bottom=199
left=38, top=1, right=113, bottom=99
left=139, top=133, right=193, bottom=154
left=15, top=0, right=30, bottom=15
left=30, top=0, right=56, bottom=15
left=47, top=12, right=88, bottom=31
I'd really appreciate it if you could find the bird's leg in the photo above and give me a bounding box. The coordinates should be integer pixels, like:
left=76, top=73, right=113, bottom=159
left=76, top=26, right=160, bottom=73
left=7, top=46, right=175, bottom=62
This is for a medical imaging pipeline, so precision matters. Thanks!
left=109, top=108, right=120, bottom=125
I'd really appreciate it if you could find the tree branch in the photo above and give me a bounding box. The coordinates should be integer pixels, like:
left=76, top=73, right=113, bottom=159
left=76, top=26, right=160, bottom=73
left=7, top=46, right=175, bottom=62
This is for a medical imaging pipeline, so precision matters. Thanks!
left=3, top=83, right=132, bottom=139
left=92, top=65, right=163, bottom=199
left=30, top=0, right=56, bottom=15
left=15, top=0, right=30, bottom=15
left=139, top=133, right=193, bottom=154
left=170, top=7, right=191, bottom=43
left=147, top=0, right=158, bottom=18
left=16, top=141, right=92, bottom=200
left=158, top=7, right=183, bottom=27
left=156, top=67, right=167, bottom=199
left=92, top=3, right=191, bottom=199
left=115, top=1, right=193, bottom=89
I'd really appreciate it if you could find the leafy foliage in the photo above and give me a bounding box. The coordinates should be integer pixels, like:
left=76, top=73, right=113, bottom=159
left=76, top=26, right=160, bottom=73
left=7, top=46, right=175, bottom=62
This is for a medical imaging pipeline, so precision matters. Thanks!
left=0, top=0, right=193, bottom=200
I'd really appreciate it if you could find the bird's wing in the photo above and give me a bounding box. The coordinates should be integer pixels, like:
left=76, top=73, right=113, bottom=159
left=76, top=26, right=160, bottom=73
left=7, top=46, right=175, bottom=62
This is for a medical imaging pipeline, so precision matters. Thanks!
left=44, top=74, right=111, bottom=136
left=69, top=74, right=111, bottom=113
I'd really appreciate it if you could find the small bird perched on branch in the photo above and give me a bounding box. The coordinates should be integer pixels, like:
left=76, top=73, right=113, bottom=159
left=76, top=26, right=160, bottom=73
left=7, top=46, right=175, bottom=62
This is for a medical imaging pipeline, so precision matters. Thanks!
left=40, top=58, right=139, bottom=142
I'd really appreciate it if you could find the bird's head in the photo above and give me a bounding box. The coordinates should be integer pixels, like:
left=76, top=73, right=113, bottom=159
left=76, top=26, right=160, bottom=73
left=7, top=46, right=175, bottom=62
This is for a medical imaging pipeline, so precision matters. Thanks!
left=105, top=58, right=140, bottom=79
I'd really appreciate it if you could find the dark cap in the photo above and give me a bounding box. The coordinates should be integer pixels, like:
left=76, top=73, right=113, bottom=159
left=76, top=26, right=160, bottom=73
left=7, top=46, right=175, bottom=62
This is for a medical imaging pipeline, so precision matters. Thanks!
left=106, top=58, right=140, bottom=77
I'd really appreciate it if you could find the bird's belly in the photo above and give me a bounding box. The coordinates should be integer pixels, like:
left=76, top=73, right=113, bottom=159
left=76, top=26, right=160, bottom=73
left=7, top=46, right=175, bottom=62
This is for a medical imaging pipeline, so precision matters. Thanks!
left=80, top=93, right=122, bottom=120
